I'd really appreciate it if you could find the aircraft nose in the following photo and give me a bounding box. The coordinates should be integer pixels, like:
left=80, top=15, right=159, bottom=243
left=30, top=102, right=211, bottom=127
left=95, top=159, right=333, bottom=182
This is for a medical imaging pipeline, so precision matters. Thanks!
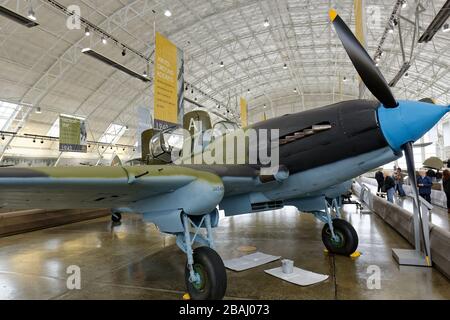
left=378, top=100, right=449, bottom=152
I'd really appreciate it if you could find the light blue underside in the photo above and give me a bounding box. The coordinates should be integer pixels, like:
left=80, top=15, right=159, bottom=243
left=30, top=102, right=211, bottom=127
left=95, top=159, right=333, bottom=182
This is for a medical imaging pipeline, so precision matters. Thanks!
left=378, top=100, right=450, bottom=152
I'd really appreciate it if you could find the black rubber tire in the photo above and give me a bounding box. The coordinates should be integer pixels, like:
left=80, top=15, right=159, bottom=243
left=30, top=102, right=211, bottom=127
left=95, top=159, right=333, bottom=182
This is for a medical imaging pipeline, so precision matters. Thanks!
left=111, top=212, right=122, bottom=223
left=322, top=218, right=358, bottom=256
left=184, top=246, right=227, bottom=300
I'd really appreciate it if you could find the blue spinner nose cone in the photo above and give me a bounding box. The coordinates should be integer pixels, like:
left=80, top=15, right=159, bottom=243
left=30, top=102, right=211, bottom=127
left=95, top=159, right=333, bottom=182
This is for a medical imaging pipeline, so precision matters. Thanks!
left=378, top=100, right=449, bottom=152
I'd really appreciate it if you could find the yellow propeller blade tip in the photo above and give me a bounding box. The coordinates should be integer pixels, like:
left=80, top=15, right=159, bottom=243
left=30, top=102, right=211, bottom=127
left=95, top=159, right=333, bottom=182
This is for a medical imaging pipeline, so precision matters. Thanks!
left=329, top=9, right=338, bottom=22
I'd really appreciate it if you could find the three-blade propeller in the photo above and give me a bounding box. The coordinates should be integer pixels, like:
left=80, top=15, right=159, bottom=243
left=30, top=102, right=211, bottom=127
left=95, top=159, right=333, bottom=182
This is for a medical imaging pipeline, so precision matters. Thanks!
left=329, top=9, right=430, bottom=265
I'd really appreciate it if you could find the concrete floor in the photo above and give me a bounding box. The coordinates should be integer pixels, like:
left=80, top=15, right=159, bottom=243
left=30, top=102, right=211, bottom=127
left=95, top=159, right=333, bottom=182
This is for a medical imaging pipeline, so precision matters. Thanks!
left=0, top=204, right=449, bottom=300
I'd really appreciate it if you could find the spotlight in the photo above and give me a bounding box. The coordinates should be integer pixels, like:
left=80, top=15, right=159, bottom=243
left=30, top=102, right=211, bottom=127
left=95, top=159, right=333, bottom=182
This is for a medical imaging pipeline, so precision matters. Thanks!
left=88, top=144, right=91, bottom=148
left=220, top=61, right=224, bottom=68
left=443, top=23, right=450, bottom=33
left=101, top=145, right=104, bottom=149
left=35, top=106, right=42, bottom=114
left=388, top=23, right=394, bottom=33
left=404, top=72, right=409, bottom=78
left=101, top=37, right=107, bottom=44
left=247, top=88, right=250, bottom=93
left=27, top=7, right=36, bottom=21
left=40, top=139, right=44, bottom=144
left=33, top=138, right=36, bottom=143
left=110, top=146, right=113, bottom=150
left=164, top=10, right=172, bottom=17
left=194, top=97, right=198, bottom=102
left=1, top=135, right=5, bottom=140
left=191, top=89, right=194, bottom=94
left=343, top=76, right=347, bottom=82
left=143, top=70, right=147, bottom=77
left=293, top=88, right=297, bottom=93
left=263, top=19, right=270, bottom=28
left=283, top=63, right=287, bottom=69
left=133, top=148, right=136, bottom=152
left=263, top=104, right=267, bottom=109
left=122, top=48, right=127, bottom=56
left=185, top=85, right=189, bottom=91
left=85, top=27, right=90, bottom=36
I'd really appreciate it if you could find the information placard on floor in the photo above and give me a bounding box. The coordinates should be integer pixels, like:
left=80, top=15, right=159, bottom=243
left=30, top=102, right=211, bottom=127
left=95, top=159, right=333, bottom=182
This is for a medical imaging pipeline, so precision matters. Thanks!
left=265, top=266, right=329, bottom=286
left=224, top=252, right=281, bottom=272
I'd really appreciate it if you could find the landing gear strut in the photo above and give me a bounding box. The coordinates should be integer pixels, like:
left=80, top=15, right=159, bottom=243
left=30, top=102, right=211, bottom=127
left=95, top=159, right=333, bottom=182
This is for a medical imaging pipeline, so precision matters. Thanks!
left=313, top=197, right=358, bottom=256
left=177, top=211, right=227, bottom=300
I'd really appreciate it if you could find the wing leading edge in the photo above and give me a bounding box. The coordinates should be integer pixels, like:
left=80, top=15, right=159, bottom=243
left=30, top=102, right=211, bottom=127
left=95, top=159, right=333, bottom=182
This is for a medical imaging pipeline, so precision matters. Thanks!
left=0, top=165, right=216, bottom=209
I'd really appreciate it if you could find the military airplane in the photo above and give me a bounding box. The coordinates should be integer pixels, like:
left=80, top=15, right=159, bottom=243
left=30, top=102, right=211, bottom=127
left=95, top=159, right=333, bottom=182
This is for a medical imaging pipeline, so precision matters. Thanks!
left=0, top=10, right=448, bottom=300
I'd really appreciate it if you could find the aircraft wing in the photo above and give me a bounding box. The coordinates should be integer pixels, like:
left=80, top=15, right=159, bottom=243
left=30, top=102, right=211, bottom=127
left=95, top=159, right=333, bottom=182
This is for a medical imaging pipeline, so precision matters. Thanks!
left=0, top=165, right=211, bottom=209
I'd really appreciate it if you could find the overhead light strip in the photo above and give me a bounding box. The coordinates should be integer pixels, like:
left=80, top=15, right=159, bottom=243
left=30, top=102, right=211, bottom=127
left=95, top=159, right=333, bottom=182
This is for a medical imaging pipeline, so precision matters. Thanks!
left=81, top=48, right=151, bottom=82
left=0, top=5, right=39, bottom=28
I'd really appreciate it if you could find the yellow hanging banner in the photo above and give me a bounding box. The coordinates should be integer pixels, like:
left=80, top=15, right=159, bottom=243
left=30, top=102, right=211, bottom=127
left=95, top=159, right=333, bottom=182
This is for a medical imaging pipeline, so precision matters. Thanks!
left=240, top=97, right=248, bottom=127
left=354, top=0, right=367, bottom=98
left=154, top=32, right=184, bottom=130
left=354, top=0, right=366, bottom=46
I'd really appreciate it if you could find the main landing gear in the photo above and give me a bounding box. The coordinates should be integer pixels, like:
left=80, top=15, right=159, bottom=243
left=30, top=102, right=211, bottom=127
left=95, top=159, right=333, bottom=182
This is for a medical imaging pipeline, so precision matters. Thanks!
left=313, top=197, right=359, bottom=256
left=176, top=211, right=227, bottom=300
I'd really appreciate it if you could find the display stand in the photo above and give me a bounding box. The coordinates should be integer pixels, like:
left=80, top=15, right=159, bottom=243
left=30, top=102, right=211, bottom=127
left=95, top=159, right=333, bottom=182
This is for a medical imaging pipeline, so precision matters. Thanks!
left=392, top=196, right=432, bottom=267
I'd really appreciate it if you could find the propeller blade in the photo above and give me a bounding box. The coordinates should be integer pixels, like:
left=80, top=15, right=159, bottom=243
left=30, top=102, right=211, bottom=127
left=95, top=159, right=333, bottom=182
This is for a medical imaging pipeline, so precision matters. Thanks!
left=329, top=9, right=398, bottom=108
left=403, top=142, right=431, bottom=265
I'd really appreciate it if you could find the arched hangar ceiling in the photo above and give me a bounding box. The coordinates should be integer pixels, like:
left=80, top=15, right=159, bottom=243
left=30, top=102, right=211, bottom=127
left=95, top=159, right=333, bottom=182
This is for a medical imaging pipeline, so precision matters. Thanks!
left=0, top=0, right=448, bottom=146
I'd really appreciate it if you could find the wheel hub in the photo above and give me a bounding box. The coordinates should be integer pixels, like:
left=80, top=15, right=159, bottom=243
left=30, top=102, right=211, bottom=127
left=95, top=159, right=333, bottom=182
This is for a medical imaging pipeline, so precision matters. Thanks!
left=330, top=230, right=345, bottom=248
left=191, top=264, right=207, bottom=291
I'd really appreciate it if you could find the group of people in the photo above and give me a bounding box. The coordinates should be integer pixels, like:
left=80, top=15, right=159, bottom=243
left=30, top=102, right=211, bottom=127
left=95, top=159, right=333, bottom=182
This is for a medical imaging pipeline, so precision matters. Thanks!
left=375, top=167, right=450, bottom=213
left=375, top=168, right=406, bottom=203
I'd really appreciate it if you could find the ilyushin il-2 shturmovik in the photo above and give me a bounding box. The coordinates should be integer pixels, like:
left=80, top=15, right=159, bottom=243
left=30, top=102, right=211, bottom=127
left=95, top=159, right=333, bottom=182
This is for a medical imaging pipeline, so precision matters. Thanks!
left=0, top=9, right=448, bottom=300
